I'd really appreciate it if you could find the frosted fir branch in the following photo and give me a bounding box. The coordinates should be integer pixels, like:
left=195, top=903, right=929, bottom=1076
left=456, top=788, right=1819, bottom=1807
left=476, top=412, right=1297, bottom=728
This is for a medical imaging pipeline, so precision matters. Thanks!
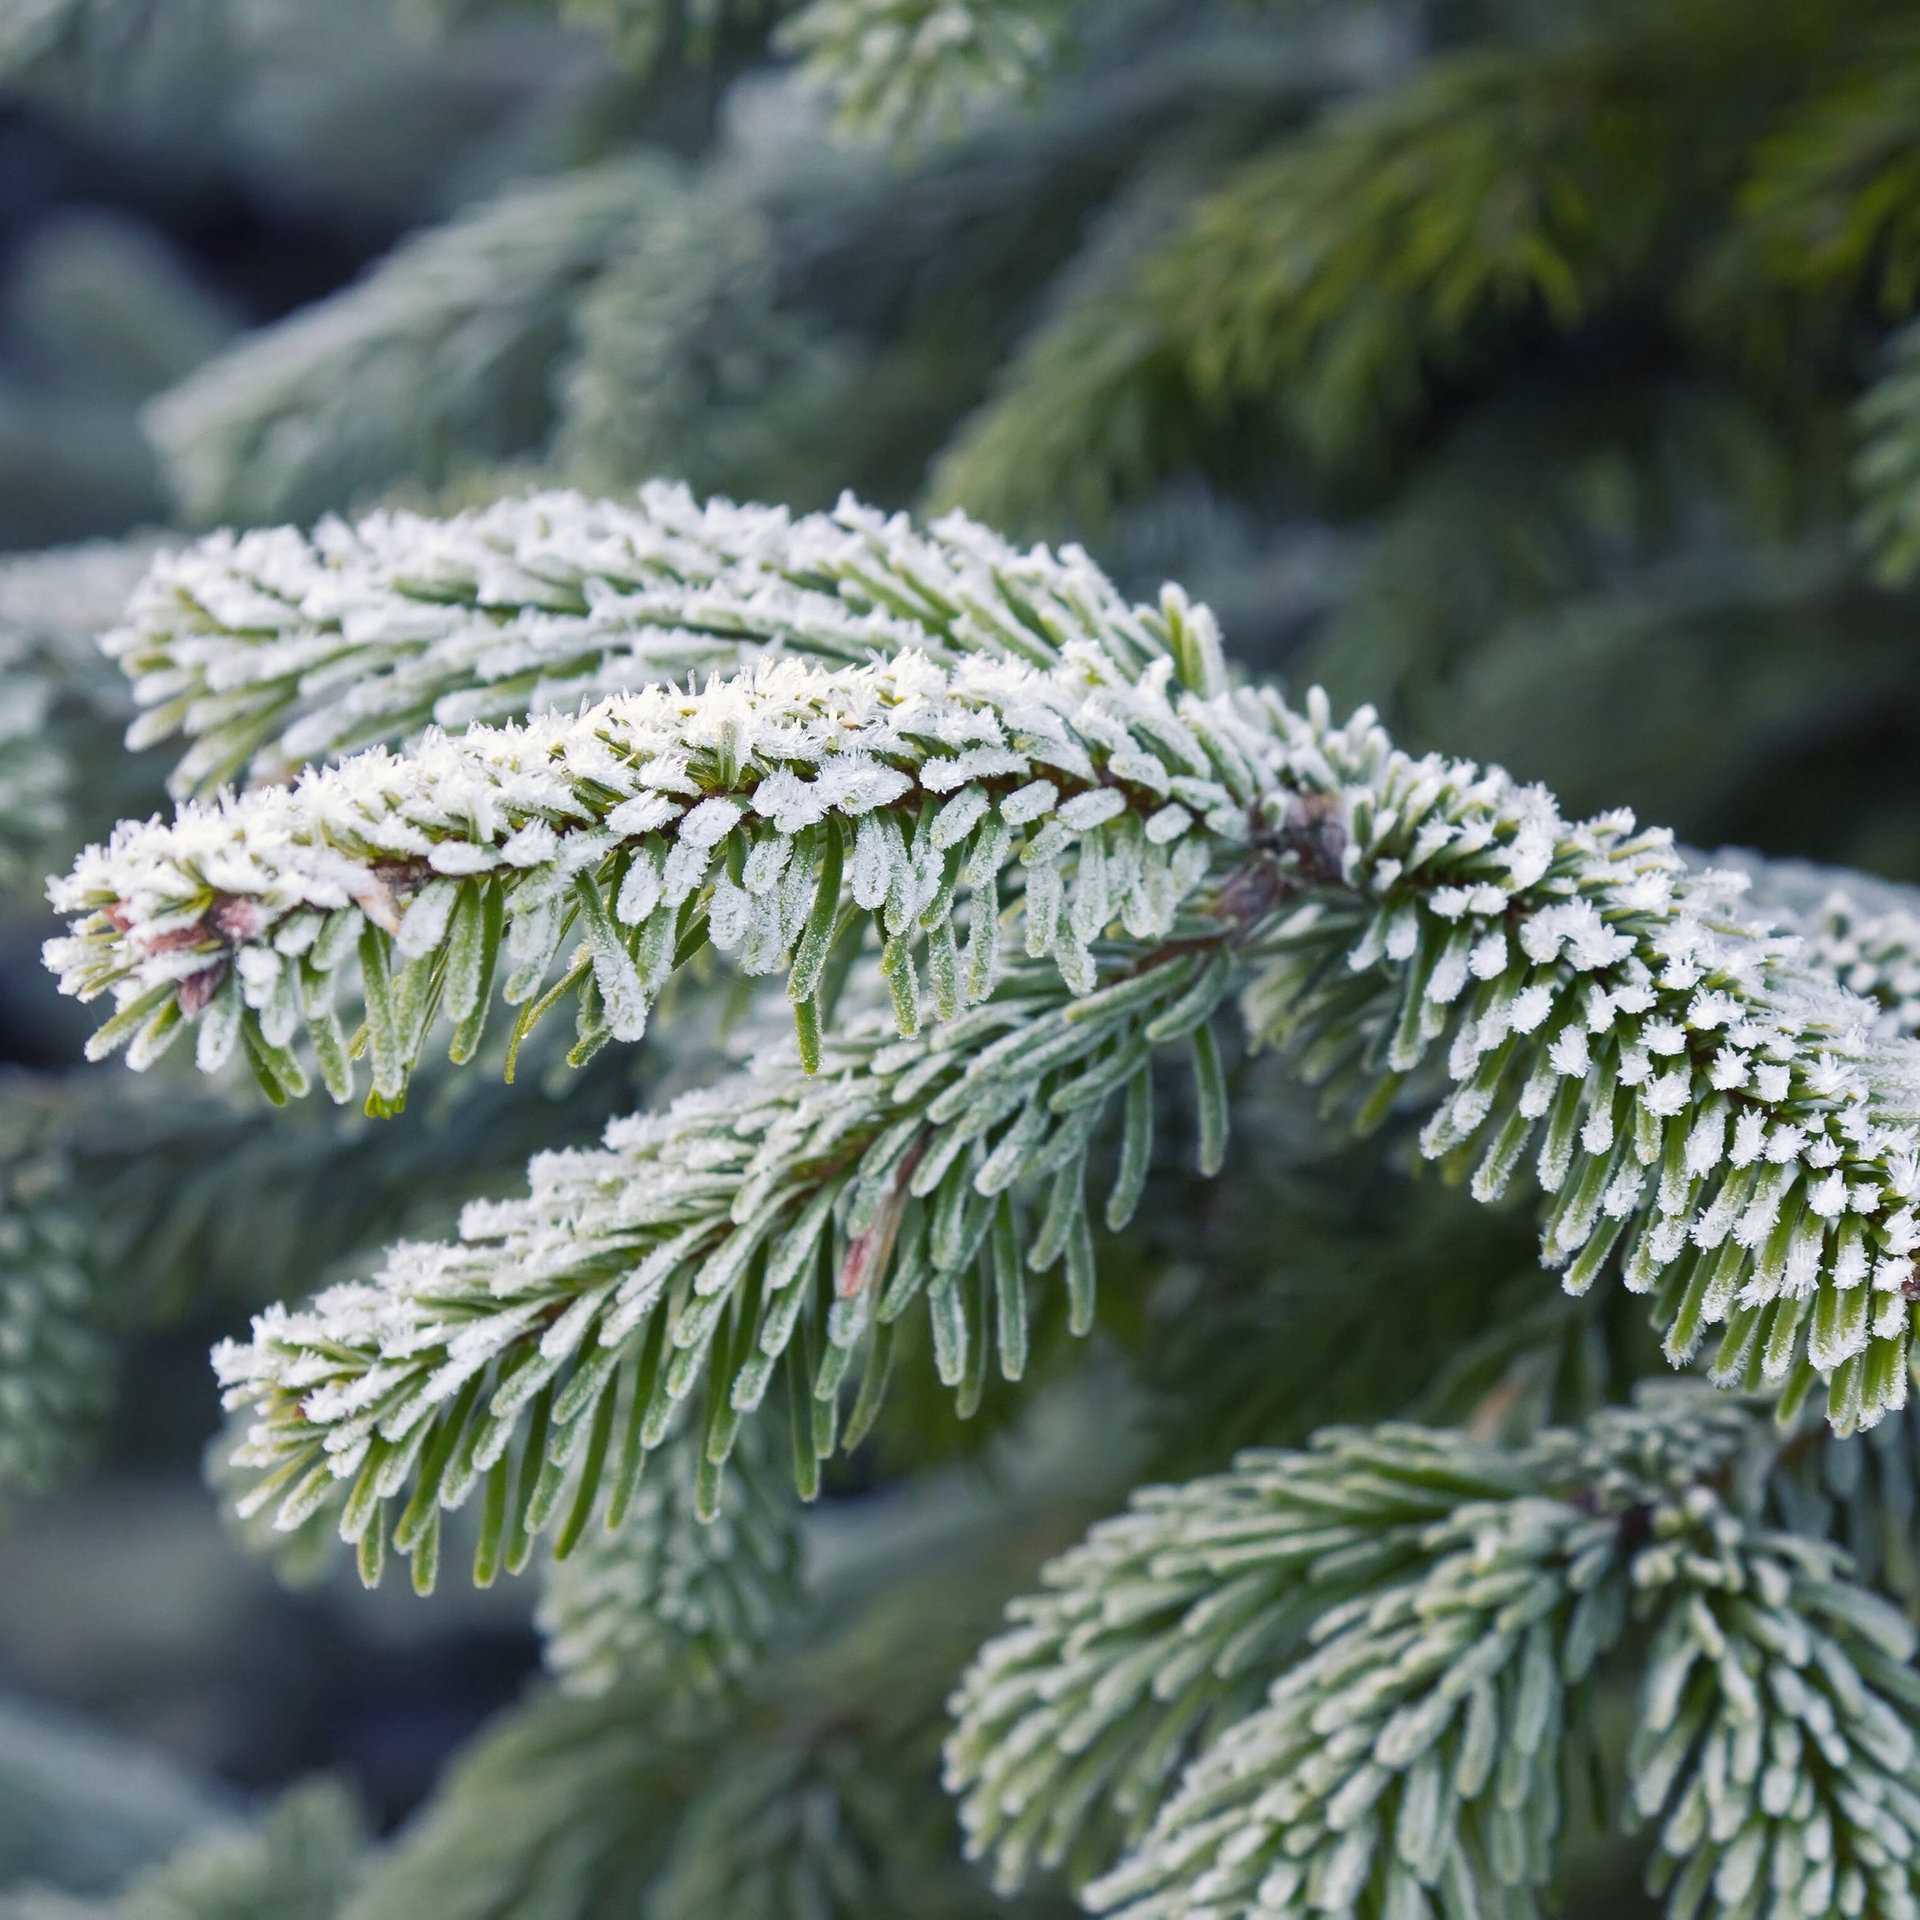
left=950, top=1394, right=1920, bottom=1920
left=944, top=1420, right=1586, bottom=1899
left=1239, top=698, right=1920, bottom=1435
left=1630, top=1520, right=1920, bottom=1920
left=143, top=160, right=665, bottom=534
left=69, top=493, right=1920, bottom=1443
left=1706, top=843, right=1920, bottom=1043
left=946, top=1399, right=1734, bottom=1908
left=1115, top=1475, right=1920, bottom=1920
left=1079, top=1504, right=1597, bottom=1919
left=1781, top=886, right=1920, bottom=997
left=536, top=1416, right=801, bottom=1699
left=50, top=638, right=1247, bottom=1107
left=779, top=0, right=1067, bottom=143
left=211, top=955, right=1230, bottom=1587
left=0, top=1012, right=664, bottom=1506
left=106, top=482, right=1206, bottom=797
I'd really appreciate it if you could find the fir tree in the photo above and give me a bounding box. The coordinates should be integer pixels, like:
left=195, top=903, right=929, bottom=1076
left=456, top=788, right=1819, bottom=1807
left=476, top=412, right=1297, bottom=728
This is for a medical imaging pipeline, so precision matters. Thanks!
left=9, top=2, right=1920, bottom=1918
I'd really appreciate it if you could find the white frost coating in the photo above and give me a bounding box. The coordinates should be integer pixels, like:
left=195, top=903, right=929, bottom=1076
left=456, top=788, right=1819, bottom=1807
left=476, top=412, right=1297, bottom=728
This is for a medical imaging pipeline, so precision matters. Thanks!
left=211, top=955, right=1208, bottom=1550
left=62, top=490, right=1920, bottom=1601
left=1707, top=847, right=1920, bottom=1043
left=183, top=661, right=1920, bottom=1501
left=1242, top=692, right=1920, bottom=1431
left=106, top=479, right=1210, bottom=797
left=48, top=641, right=1268, bottom=1058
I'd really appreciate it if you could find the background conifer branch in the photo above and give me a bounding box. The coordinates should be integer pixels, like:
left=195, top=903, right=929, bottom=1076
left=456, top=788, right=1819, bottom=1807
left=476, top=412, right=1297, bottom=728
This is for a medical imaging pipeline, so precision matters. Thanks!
left=953, top=1393, right=1920, bottom=1920
left=143, top=161, right=672, bottom=533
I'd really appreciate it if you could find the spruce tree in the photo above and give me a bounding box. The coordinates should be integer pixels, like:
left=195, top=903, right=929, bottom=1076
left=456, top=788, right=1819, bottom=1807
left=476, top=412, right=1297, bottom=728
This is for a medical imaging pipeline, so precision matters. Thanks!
left=8, top=2, right=1920, bottom=1917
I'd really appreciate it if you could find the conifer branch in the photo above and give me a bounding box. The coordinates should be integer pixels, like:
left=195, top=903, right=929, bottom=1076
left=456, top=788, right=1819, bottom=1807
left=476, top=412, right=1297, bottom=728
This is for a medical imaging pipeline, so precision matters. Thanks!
left=1729, top=854, right=1920, bottom=1044
left=143, top=160, right=666, bottom=531
left=1231, top=705, right=1920, bottom=1437
left=1767, top=1402, right=1920, bottom=1623
left=0, top=656, right=89, bottom=884
left=932, top=3, right=1893, bottom=531
left=104, top=483, right=1189, bottom=795
left=646, top=1727, right=1002, bottom=1918
left=29, top=10, right=1920, bottom=1914
left=208, top=955, right=1232, bottom=1586
left=338, top=1502, right=1037, bottom=1920
left=0, top=989, right=662, bottom=1500
left=945, top=1416, right=1601, bottom=1899
left=186, top=695, right=1920, bottom=1583
left=60, top=491, right=1920, bottom=1601
left=335, top=1684, right=703, bottom=1920
left=1726, top=21, right=1920, bottom=315
left=1302, top=374, right=1840, bottom=734
left=509, top=0, right=793, bottom=76
left=1630, top=1512, right=1920, bottom=1920
left=453, top=0, right=1065, bottom=142
left=934, top=40, right=1672, bottom=522
left=950, top=1394, right=1920, bottom=1920
left=0, top=1778, right=368, bottom=1920
left=0, top=1101, right=112, bottom=1495
left=926, top=172, right=1202, bottom=534
left=50, top=635, right=1247, bottom=1110
left=554, top=194, right=859, bottom=505
left=0, top=536, right=157, bottom=875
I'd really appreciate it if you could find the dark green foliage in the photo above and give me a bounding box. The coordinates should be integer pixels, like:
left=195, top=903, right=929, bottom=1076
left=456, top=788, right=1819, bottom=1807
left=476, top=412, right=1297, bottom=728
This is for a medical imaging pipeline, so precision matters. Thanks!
left=953, top=1396, right=1920, bottom=1918
left=1727, top=20, right=1920, bottom=316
